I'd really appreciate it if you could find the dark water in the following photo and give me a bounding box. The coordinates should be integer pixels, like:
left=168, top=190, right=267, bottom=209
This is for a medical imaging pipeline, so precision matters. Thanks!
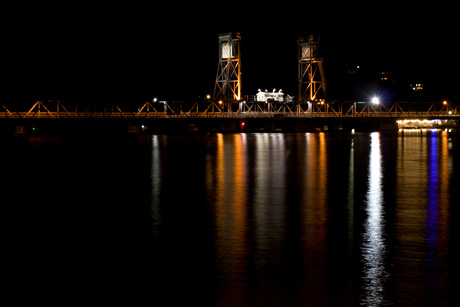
left=3, top=132, right=459, bottom=306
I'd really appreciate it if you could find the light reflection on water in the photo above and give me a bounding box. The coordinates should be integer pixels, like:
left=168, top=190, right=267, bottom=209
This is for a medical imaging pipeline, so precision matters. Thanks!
left=3, top=132, right=458, bottom=304
left=347, top=138, right=355, bottom=260
left=143, top=132, right=457, bottom=305
left=214, top=133, right=248, bottom=294
left=253, top=134, right=286, bottom=266
left=393, top=132, right=454, bottom=303
left=362, top=132, right=387, bottom=306
left=151, top=135, right=162, bottom=236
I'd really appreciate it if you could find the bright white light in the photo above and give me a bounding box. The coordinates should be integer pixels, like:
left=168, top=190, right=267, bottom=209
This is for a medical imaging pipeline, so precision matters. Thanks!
left=363, top=132, right=385, bottom=306
left=153, top=98, right=158, bottom=102
left=371, top=97, right=379, bottom=104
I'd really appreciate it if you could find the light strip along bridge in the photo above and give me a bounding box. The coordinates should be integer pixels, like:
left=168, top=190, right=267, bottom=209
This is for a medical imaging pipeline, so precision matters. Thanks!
left=0, top=100, right=458, bottom=119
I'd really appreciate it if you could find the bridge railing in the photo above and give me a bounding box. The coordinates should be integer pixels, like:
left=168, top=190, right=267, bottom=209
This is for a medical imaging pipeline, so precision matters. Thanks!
left=0, top=100, right=457, bottom=119
left=1, top=111, right=459, bottom=119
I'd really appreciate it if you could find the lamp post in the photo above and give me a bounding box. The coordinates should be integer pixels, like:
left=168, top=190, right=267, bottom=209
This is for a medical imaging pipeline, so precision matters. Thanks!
left=371, top=97, right=380, bottom=116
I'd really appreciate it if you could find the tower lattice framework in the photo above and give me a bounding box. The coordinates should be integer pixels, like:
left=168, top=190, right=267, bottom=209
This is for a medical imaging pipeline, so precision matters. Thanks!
left=298, top=35, right=327, bottom=103
left=213, top=32, right=241, bottom=102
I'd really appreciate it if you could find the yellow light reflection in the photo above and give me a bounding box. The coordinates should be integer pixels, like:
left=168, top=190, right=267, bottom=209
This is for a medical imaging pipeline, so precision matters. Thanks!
left=231, top=133, right=247, bottom=253
left=213, top=133, right=248, bottom=295
left=304, top=133, right=328, bottom=238
left=396, top=134, right=428, bottom=239
left=395, top=133, right=428, bottom=299
left=302, top=132, right=328, bottom=301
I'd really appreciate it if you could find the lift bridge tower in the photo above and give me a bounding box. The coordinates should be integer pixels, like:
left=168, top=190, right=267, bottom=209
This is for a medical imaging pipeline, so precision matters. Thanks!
left=298, top=35, right=327, bottom=104
left=213, top=32, right=242, bottom=103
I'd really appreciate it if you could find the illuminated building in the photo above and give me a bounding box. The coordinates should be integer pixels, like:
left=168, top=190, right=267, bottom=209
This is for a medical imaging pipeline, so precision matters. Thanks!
left=410, top=83, right=424, bottom=91
left=255, top=89, right=294, bottom=102
left=378, top=71, right=393, bottom=82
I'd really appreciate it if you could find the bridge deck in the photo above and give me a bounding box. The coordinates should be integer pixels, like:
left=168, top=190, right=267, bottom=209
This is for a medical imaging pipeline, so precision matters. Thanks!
left=1, top=111, right=458, bottom=119
left=1, top=100, right=458, bottom=120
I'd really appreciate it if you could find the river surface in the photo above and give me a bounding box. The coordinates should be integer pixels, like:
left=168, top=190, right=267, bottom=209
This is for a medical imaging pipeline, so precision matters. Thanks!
left=3, top=131, right=459, bottom=306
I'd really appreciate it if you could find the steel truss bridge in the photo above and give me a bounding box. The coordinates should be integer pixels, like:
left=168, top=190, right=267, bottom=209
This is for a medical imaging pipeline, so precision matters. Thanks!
left=0, top=100, right=458, bottom=120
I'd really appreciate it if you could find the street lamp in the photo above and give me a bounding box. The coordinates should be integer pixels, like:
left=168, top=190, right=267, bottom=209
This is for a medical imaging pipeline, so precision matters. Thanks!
left=371, top=97, right=380, bottom=105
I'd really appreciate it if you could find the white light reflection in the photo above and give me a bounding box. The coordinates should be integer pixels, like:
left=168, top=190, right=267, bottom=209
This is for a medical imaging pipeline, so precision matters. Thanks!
left=347, top=139, right=354, bottom=259
left=151, top=135, right=162, bottom=234
left=253, top=133, right=286, bottom=264
left=362, top=132, right=387, bottom=306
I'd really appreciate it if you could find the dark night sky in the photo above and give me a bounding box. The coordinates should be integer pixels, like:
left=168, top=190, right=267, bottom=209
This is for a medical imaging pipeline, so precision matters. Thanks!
left=0, top=2, right=457, bottom=109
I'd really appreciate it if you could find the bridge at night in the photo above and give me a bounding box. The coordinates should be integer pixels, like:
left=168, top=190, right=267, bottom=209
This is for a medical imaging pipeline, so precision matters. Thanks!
left=1, top=99, right=458, bottom=136
left=1, top=32, right=457, bottom=134
left=0, top=99, right=458, bottom=119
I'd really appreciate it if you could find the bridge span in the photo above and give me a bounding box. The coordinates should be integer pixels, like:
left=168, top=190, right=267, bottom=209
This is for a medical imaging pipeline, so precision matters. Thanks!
left=1, top=100, right=458, bottom=135
left=0, top=100, right=458, bottom=119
